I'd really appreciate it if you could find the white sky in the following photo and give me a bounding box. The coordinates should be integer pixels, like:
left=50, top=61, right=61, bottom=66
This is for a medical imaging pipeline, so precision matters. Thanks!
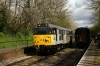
left=68, top=0, right=93, bottom=27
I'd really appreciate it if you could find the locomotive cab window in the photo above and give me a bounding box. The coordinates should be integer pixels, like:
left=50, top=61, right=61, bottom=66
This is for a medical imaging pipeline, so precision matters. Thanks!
left=37, top=23, right=48, bottom=27
left=34, top=28, right=56, bottom=34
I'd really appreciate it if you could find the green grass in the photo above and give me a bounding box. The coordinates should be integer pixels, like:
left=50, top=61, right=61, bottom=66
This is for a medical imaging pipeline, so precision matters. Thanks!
left=0, top=32, right=34, bottom=49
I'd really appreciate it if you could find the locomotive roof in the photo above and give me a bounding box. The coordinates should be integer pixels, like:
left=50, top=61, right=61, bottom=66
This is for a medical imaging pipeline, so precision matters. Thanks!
left=76, top=27, right=90, bottom=30
left=36, top=23, right=71, bottom=31
left=49, top=24, right=71, bottom=31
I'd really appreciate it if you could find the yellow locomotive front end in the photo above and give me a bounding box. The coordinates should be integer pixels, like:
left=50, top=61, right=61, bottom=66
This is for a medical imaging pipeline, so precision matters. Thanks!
left=33, top=24, right=56, bottom=53
left=34, top=35, right=53, bottom=47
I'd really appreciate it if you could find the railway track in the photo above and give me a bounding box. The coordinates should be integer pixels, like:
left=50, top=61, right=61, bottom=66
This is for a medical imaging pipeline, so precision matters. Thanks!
left=54, top=49, right=85, bottom=66
left=5, top=48, right=85, bottom=66
left=6, top=55, right=48, bottom=66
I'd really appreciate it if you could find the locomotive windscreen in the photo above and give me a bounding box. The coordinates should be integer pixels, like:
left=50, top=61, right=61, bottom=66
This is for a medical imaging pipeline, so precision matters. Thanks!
left=34, top=28, right=56, bottom=34
left=37, top=23, right=48, bottom=27
left=80, top=30, right=86, bottom=42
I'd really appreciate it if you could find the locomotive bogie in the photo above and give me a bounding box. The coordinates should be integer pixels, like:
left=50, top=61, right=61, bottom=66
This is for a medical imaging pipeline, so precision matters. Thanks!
left=35, top=45, right=57, bottom=53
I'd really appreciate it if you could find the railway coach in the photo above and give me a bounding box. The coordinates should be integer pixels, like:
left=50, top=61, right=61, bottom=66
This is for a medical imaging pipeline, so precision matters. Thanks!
left=33, top=22, right=72, bottom=53
left=75, top=27, right=91, bottom=48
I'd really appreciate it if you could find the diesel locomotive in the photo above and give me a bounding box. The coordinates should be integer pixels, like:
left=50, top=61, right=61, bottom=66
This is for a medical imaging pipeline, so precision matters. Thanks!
left=75, top=27, right=91, bottom=48
left=33, top=22, right=72, bottom=53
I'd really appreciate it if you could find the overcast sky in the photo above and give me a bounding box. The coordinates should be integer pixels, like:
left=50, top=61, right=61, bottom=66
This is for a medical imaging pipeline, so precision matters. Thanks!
left=68, top=0, right=93, bottom=27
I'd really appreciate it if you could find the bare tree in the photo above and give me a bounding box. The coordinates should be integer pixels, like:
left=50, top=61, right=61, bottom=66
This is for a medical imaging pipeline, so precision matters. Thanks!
left=8, top=0, right=12, bottom=9
left=0, top=0, right=77, bottom=33
left=89, top=0, right=100, bottom=23
left=88, top=0, right=100, bottom=33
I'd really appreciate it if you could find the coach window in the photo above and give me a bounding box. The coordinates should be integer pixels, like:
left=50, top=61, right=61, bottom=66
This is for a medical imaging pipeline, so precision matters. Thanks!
left=62, top=31, right=63, bottom=40
left=66, top=31, right=68, bottom=35
left=59, top=36, right=61, bottom=40
left=60, top=30, right=62, bottom=34
left=63, top=31, right=65, bottom=35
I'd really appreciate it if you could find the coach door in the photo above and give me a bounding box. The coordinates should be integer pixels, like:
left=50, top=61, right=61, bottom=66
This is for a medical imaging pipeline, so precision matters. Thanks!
left=80, top=30, right=86, bottom=42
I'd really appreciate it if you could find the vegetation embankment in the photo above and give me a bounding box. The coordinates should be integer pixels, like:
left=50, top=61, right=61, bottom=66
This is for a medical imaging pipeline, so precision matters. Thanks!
left=0, top=32, right=33, bottom=49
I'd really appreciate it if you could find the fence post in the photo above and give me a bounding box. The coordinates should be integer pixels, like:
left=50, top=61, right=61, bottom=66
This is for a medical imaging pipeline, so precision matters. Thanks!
left=27, top=40, right=28, bottom=47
